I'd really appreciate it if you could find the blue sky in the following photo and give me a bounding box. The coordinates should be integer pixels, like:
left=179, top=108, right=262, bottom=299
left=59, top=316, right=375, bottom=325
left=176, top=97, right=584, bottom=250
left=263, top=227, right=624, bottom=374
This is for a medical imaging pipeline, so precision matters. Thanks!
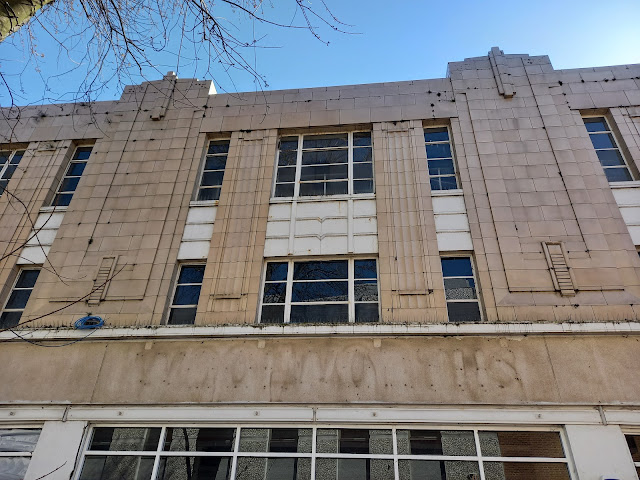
left=1, top=0, right=639, bottom=104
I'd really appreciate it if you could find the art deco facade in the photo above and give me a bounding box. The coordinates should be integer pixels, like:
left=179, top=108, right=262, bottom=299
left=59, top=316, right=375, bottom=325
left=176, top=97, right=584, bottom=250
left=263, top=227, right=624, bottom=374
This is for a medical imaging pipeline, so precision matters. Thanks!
left=1, top=48, right=640, bottom=479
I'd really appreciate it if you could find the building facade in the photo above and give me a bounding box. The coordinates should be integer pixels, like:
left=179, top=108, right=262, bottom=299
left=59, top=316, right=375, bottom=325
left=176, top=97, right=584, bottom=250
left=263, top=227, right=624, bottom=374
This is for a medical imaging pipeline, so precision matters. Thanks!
left=1, top=47, right=640, bottom=479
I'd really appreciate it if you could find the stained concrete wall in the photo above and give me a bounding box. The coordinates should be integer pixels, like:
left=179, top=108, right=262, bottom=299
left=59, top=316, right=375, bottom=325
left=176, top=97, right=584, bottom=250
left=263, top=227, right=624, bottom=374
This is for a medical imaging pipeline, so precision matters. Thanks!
left=0, top=334, right=639, bottom=405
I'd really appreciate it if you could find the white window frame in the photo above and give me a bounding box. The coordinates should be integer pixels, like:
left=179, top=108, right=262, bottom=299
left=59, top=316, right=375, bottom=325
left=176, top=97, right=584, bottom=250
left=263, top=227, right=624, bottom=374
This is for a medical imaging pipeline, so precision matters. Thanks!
left=194, top=139, right=231, bottom=203
left=582, top=115, right=635, bottom=183
left=167, top=264, right=205, bottom=325
left=624, top=431, right=640, bottom=475
left=0, top=149, right=26, bottom=195
left=74, top=424, right=574, bottom=480
left=424, top=125, right=460, bottom=191
left=259, top=257, right=380, bottom=324
left=0, top=427, right=43, bottom=478
left=272, top=131, right=374, bottom=199
left=441, top=254, right=483, bottom=323
left=51, top=145, right=93, bottom=208
left=0, top=268, right=41, bottom=329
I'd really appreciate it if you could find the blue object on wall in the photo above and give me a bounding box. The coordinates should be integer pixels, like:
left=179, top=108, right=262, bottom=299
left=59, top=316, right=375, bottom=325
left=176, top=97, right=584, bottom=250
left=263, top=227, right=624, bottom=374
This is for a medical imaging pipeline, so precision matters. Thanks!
left=74, top=316, right=104, bottom=329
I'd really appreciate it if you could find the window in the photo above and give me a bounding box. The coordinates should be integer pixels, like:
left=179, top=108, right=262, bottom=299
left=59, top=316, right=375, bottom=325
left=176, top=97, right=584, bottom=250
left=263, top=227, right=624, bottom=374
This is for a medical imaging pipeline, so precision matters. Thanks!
left=197, top=140, right=229, bottom=201
left=0, top=149, right=25, bottom=195
left=260, top=258, right=379, bottom=324
left=274, top=131, right=374, bottom=198
left=583, top=116, right=633, bottom=182
left=441, top=257, right=482, bottom=322
left=0, top=269, right=40, bottom=328
left=51, top=146, right=92, bottom=207
left=168, top=265, right=205, bottom=325
left=424, top=127, right=458, bottom=191
left=626, top=434, right=640, bottom=476
left=0, top=428, right=42, bottom=479
left=77, top=426, right=571, bottom=480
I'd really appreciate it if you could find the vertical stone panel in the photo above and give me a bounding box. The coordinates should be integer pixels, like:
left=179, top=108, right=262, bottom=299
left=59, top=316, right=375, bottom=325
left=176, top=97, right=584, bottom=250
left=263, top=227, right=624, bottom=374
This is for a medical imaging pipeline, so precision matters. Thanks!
left=203, top=129, right=276, bottom=324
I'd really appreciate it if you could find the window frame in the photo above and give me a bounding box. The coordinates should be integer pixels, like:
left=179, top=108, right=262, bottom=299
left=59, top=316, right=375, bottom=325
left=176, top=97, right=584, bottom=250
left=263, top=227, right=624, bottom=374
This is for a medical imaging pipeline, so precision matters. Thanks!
left=194, top=138, right=231, bottom=203
left=0, top=149, right=26, bottom=195
left=0, top=268, right=41, bottom=329
left=259, top=257, right=380, bottom=324
left=51, top=145, right=93, bottom=208
left=440, top=254, right=483, bottom=323
left=75, top=424, right=574, bottom=480
left=272, top=130, right=375, bottom=199
left=166, top=264, right=206, bottom=325
left=424, top=125, right=460, bottom=192
left=582, top=115, right=635, bottom=183
left=0, top=427, right=43, bottom=479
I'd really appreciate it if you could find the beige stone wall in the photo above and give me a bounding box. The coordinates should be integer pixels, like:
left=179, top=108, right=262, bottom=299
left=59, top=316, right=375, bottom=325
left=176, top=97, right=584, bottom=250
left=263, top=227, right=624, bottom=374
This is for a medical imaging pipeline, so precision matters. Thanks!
left=0, top=51, right=639, bottom=328
left=0, top=334, right=638, bottom=405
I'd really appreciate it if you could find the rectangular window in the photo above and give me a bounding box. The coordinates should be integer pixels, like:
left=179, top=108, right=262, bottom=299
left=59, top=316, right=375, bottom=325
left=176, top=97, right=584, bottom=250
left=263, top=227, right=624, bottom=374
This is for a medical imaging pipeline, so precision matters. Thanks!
left=260, top=258, right=379, bottom=324
left=168, top=265, right=205, bottom=325
left=583, top=116, right=633, bottom=182
left=0, top=149, right=25, bottom=195
left=52, top=146, right=92, bottom=207
left=0, top=428, right=42, bottom=479
left=425, top=127, right=458, bottom=191
left=197, top=140, right=230, bottom=201
left=0, top=269, right=40, bottom=328
left=441, top=256, right=482, bottom=322
left=626, top=434, right=640, bottom=476
left=77, top=426, right=571, bottom=480
left=274, top=131, right=374, bottom=198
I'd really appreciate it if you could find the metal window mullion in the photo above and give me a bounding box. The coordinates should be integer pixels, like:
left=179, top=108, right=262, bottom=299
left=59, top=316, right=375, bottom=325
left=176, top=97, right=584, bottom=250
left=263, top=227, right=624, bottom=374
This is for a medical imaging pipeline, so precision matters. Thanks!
left=293, top=135, right=303, bottom=198
left=310, top=427, right=317, bottom=480
left=0, top=452, right=32, bottom=457
left=348, top=132, right=354, bottom=196
left=284, top=261, right=294, bottom=323
left=348, top=259, right=355, bottom=322
left=150, top=427, right=166, bottom=480
left=474, top=430, right=486, bottom=480
left=392, top=428, right=399, bottom=480
left=228, top=427, right=240, bottom=480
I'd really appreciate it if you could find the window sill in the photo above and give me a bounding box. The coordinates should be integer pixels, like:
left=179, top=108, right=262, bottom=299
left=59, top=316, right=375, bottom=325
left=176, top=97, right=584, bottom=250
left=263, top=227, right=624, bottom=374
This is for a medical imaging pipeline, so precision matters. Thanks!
left=430, top=189, right=463, bottom=197
left=39, top=205, right=68, bottom=213
left=270, top=193, right=376, bottom=204
left=609, top=180, right=640, bottom=189
left=189, top=200, right=219, bottom=207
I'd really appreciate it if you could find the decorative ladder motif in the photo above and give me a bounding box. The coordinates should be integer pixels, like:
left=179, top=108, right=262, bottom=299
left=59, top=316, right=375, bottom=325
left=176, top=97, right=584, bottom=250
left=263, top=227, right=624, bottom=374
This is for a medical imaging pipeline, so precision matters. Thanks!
left=88, top=256, right=117, bottom=305
left=543, top=242, right=576, bottom=296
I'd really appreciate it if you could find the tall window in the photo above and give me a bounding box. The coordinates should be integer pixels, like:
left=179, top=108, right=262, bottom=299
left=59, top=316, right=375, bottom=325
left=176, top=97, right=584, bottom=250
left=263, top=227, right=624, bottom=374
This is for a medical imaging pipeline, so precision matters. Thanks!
left=626, top=434, right=640, bottom=476
left=274, top=131, right=374, bottom=198
left=441, top=257, right=481, bottom=322
left=197, top=140, right=229, bottom=201
left=77, top=426, right=571, bottom=480
left=0, top=269, right=40, bottom=328
left=168, top=265, right=205, bottom=325
left=260, top=259, right=379, bottom=324
left=0, top=149, right=25, bottom=196
left=52, top=146, right=92, bottom=207
left=0, top=429, right=42, bottom=479
left=583, top=116, right=633, bottom=182
left=424, top=127, right=458, bottom=191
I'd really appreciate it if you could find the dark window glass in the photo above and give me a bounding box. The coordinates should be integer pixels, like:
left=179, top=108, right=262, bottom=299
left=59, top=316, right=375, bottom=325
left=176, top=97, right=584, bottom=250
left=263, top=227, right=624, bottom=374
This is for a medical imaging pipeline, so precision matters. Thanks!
left=263, top=283, right=286, bottom=303
left=353, top=132, right=372, bottom=146
left=290, top=304, right=349, bottom=323
left=53, top=193, right=73, bottom=207
left=74, top=147, right=93, bottom=160
left=89, top=428, right=161, bottom=451
left=279, top=137, right=298, bottom=151
left=626, top=434, right=640, bottom=462
left=291, top=281, right=348, bottom=302
left=302, top=134, right=348, bottom=149
left=173, top=285, right=201, bottom=305
left=354, top=281, right=378, bottom=302
left=201, top=171, right=225, bottom=187
left=605, top=168, right=632, bottom=182
left=583, top=118, right=607, bottom=132
left=397, top=430, right=476, bottom=456
left=260, top=305, right=285, bottom=323
left=274, top=183, right=295, bottom=197
left=425, top=143, right=452, bottom=159
left=589, top=132, right=616, bottom=150
left=15, top=270, right=39, bottom=288
left=424, top=127, right=449, bottom=142
left=399, top=460, right=480, bottom=479
left=302, top=149, right=348, bottom=166
left=340, top=429, right=370, bottom=454
left=5, top=290, right=30, bottom=309
left=355, top=260, right=377, bottom=279
left=446, top=302, right=482, bottom=322
left=60, top=177, right=80, bottom=192
left=293, top=261, right=348, bottom=280
left=208, top=141, right=230, bottom=154
left=0, top=311, right=21, bottom=328
left=67, top=162, right=86, bottom=176
left=278, top=150, right=297, bottom=166
left=269, top=429, right=300, bottom=453
left=430, top=176, right=458, bottom=190
left=10, top=151, right=24, bottom=164
left=197, top=188, right=221, bottom=201
left=428, top=159, right=455, bottom=176
left=355, top=303, right=379, bottom=323
left=164, top=428, right=235, bottom=452
left=441, top=258, right=473, bottom=277
left=178, top=265, right=205, bottom=284
left=3, top=165, right=17, bottom=178
left=276, top=167, right=296, bottom=183
left=353, top=180, right=374, bottom=194
left=266, top=262, right=288, bottom=281
left=205, top=156, right=227, bottom=171
left=596, top=149, right=625, bottom=166
left=353, top=163, right=373, bottom=179
left=323, top=181, right=349, bottom=195
left=353, top=148, right=373, bottom=163
left=79, top=456, right=155, bottom=480
left=300, top=164, right=348, bottom=181
left=158, top=456, right=231, bottom=480
left=168, top=308, right=197, bottom=325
